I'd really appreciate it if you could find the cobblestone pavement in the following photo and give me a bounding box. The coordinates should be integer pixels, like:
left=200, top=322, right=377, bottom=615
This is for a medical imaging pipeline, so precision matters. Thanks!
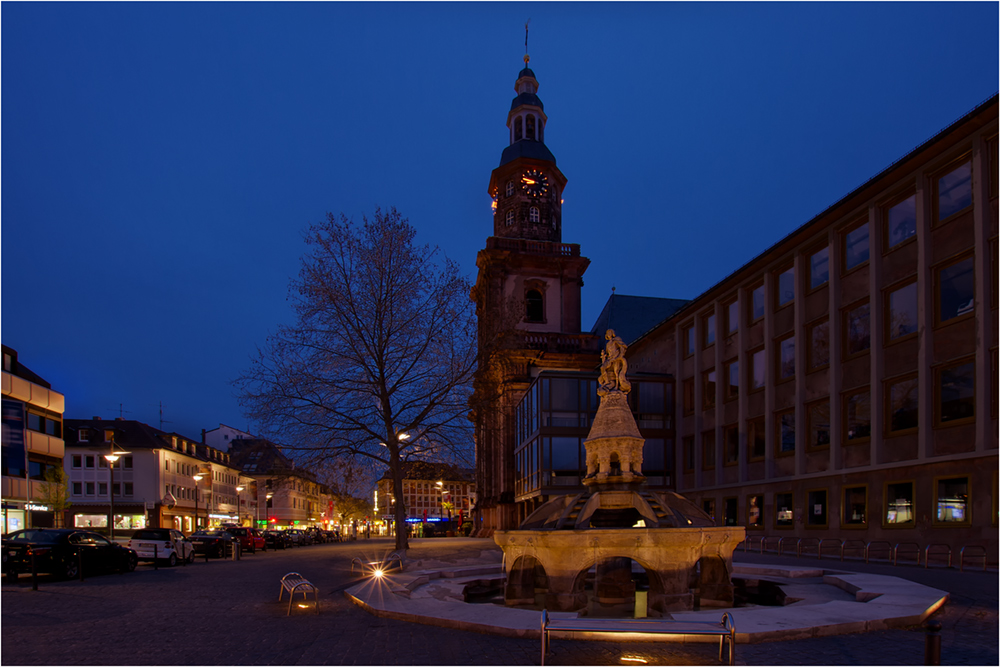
left=2, top=537, right=996, bottom=666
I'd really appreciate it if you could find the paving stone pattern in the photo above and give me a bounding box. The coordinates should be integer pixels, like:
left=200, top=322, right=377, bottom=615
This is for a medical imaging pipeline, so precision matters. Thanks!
left=2, top=538, right=996, bottom=666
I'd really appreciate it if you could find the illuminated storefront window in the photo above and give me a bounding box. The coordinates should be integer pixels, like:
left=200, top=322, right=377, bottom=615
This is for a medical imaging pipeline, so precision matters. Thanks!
left=935, top=477, right=970, bottom=524
left=884, top=482, right=914, bottom=526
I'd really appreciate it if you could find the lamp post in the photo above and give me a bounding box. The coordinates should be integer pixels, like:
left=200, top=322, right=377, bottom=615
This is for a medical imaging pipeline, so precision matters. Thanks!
left=266, top=492, right=273, bottom=526
left=105, top=453, right=120, bottom=541
left=193, top=474, right=203, bottom=532
left=236, top=485, right=244, bottom=526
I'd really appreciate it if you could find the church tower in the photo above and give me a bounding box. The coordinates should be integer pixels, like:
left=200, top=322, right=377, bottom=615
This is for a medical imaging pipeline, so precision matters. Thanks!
left=471, top=55, right=599, bottom=535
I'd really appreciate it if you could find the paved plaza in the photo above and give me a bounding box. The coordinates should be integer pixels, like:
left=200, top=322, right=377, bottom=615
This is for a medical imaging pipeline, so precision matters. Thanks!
left=2, top=537, right=996, bottom=666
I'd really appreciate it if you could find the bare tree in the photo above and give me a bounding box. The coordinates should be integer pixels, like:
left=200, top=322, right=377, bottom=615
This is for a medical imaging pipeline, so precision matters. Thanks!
left=236, top=208, right=478, bottom=552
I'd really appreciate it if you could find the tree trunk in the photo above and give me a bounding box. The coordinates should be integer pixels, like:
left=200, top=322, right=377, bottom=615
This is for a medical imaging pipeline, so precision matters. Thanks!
left=391, top=452, right=409, bottom=553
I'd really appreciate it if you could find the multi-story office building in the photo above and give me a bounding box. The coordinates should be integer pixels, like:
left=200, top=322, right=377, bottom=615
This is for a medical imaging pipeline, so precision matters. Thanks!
left=1, top=346, right=65, bottom=532
left=376, top=461, right=475, bottom=526
left=64, top=418, right=246, bottom=534
left=627, top=96, right=997, bottom=560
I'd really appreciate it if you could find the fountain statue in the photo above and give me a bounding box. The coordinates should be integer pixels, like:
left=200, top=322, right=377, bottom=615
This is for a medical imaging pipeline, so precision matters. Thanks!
left=494, top=330, right=745, bottom=614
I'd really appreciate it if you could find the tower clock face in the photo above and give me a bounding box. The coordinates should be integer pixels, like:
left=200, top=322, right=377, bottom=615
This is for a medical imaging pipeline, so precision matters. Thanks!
left=521, top=169, right=550, bottom=198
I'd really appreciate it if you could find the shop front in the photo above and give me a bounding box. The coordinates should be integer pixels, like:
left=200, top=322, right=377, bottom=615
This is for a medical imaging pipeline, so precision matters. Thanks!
left=70, top=503, right=148, bottom=536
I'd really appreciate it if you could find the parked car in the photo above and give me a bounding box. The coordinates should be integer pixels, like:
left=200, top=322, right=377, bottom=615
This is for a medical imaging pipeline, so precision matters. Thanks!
left=222, top=526, right=266, bottom=553
left=4, top=528, right=138, bottom=581
left=305, top=528, right=324, bottom=544
left=262, top=530, right=290, bottom=550
left=287, top=529, right=312, bottom=546
left=127, top=528, right=195, bottom=566
left=188, top=530, right=235, bottom=558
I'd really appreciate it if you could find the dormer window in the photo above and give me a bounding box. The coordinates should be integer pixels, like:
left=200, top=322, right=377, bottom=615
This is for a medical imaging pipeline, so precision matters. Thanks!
left=506, top=210, right=515, bottom=226
left=526, top=114, right=535, bottom=140
left=529, top=207, right=540, bottom=223
left=514, top=116, right=523, bottom=141
left=77, top=429, right=90, bottom=442
left=506, top=181, right=514, bottom=197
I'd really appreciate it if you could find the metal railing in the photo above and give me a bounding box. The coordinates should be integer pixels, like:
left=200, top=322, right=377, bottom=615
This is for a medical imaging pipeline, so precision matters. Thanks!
left=924, top=544, right=952, bottom=569
left=893, top=542, right=921, bottom=566
left=740, top=535, right=989, bottom=571
left=865, top=541, right=893, bottom=564
left=960, top=545, right=987, bottom=572
left=818, top=538, right=843, bottom=560
left=796, top=537, right=820, bottom=558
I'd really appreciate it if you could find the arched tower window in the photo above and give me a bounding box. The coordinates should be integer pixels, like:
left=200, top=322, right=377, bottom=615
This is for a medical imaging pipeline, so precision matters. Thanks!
left=526, top=114, right=536, bottom=141
left=514, top=116, right=523, bottom=141
left=538, top=122, right=544, bottom=142
left=506, top=181, right=515, bottom=197
left=506, top=210, right=515, bottom=226
left=525, top=290, right=544, bottom=322
left=529, top=207, right=540, bottom=223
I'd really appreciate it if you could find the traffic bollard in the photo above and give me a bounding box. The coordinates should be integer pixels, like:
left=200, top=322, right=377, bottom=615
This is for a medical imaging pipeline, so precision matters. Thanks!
left=924, top=619, right=942, bottom=665
left=154, top=545, right=158, bottom=570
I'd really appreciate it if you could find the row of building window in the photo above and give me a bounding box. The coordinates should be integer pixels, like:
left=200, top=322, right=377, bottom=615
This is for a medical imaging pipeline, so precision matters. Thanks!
left=682, top=155, right=976, bottom=356
left=27, top=412, right=61, bottom=438
left=71, top=454, right=133, bottom=469
left=683, top=360, right=975, bottom=468
left=684, top=253, right=974, bottom=359
left=702, top=475, right=973, bottom=530
left=72, top=482, right=134, bottom=497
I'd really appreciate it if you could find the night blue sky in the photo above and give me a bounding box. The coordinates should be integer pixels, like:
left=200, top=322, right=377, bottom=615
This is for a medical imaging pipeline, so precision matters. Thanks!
left=3, top=2, right=997, bottom=441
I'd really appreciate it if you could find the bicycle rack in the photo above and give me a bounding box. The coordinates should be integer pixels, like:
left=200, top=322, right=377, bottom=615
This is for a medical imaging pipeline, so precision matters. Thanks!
left=865, top=541, right=892, bottom=564
left=924, top=544, right=952, bottom=569
left=818, top=538, right=843, bottom=560
left=778, top=536, right=796, bottom=557
left=841, top=539, right=866, bottom=561
left=762, top=536, right=782, bottom=554
left=959, top=545, right=987, bottom=572
left=796, top=537, right=820, bottom=558
left=893, top=542, right=921, bottom=566
left=741, top=534, right=766, bottom=553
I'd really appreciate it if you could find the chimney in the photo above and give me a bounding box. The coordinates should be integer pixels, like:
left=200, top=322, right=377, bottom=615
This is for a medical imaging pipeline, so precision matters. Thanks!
left=93, top=416, right=101, bottom=421
left=201, top=429, right=206, bottom=444
left=116, top=417, right=125, bottom=421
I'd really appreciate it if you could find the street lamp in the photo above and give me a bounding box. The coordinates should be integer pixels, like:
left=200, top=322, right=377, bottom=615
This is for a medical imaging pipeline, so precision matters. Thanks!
left=104, top=442, right=130, bottom=542
left=266, top=492, right=273, bottom=525
left=236, top=485, right=245, bottom=525
left=193, top=474, right=203, bottom=532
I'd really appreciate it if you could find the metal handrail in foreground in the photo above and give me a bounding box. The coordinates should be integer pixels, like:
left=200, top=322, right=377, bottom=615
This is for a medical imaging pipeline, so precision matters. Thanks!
left=924, top=544, right=952, bottom=569
left=893, top=542, right=921, bottom=566
left=959, top=545, right=987, bottom=572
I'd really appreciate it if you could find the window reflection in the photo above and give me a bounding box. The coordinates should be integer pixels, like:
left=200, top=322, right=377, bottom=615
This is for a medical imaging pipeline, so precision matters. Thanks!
left=888, top=377, right=918, bottom=432
left=846, top=303, right=870, bottom=354
left=887, top=194, right=916, bottom=248
left=938, top=257, right=974, bottom=322
left=845, top=223, right=870, bottom=270
left=937, top=161, right=972, bottom=220
left=843, top=486, right=866, bottom=525
left=936, top=477, right=969, bottom=523
left=810, top=247, right=829, bottom=288
left=939, top=361, right=974, bottom=423
left=778, top=268, right=794, bottom=306
left=885, top=482, right=914, bottom=525
left=888, top=282, right=918, bottom=339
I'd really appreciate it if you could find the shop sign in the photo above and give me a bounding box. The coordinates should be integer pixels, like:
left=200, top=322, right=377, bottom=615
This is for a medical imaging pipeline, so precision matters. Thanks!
left=25, top=503, right=51, bottom=512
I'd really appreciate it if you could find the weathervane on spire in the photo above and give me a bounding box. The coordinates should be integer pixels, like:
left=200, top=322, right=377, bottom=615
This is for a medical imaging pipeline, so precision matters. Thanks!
left=524, top=19, right=531, bottom=65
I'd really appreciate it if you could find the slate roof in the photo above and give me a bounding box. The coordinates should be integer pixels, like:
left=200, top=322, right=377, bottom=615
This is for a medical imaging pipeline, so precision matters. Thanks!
left=229, top=438, right=298, bottom=475
left=590, top=293, right=691, bottom=345
left=499, top=140, right=557, bottom=166
left=64, top=419, right=226, bottom=466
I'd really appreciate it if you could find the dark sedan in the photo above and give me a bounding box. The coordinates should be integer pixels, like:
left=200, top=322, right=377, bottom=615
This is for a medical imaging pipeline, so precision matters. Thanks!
left=262, top=530, right=290, bottom=550
left=188, top=530, right=235, bottom=558
left=4, top=529, right=138, bottom=581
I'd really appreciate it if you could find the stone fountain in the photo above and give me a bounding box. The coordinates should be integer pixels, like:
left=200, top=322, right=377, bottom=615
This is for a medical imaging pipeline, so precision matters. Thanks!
left=495, top=330, right=745, bottom=614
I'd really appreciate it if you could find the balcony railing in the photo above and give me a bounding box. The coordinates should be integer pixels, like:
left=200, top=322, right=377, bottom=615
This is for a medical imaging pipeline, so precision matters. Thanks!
left=485, top=237, right=581, bottom=257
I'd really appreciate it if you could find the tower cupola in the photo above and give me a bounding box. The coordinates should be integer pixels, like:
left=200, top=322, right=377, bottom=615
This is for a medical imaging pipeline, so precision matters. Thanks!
left=489, top=56, right=566, bottom=242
